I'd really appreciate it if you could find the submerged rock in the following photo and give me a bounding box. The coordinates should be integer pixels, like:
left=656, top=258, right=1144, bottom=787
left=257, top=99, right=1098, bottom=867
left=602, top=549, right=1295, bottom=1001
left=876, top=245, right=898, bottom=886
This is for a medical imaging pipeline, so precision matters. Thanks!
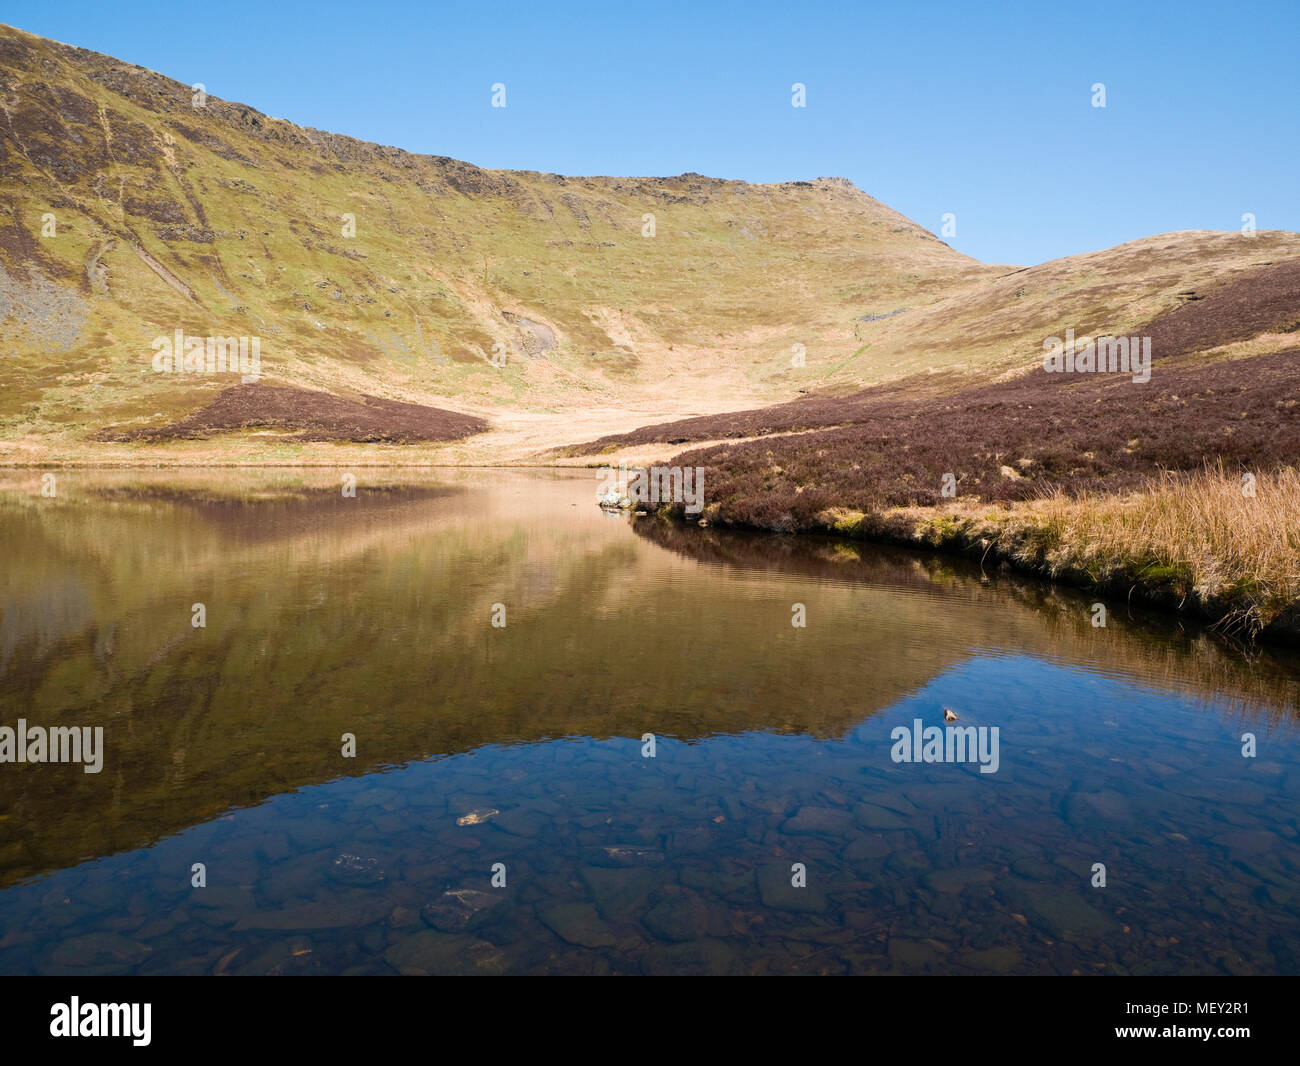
left=579, top=866, right=660, bottom=920
left=388, top=905, right=421, bottom=929
left=42, top=933, right=152, bottom=975
left=781, top=806, right=855, bottom=836
left=456, top=808, right=500, bottom=827
left=590, top=844, right=665, bottom=868
left=491, top=808, right=548, bottom=837
left=261, top=846, right=338, bottom=901
left=756, top=865, right=828, bottom=913
left=421, top=888, right=506, bottom=932
left=853, top=803, right=912, bottom=831
left=924, top=867, right=995, bottom=894
left=957, top=945, right=1023, bottom=973
left=385, top=931, right=506, bottom=975
left=642, top=891, right=710, bottom=942
left=642, top=938, right=742, bottom=976
left=998, top=878, right=1119, bottom=940
left=843, top=836, right=892, bottom=863
left=232, top=937, right=317, bottom=976
left=1010, top=857, right=1056, bottom=880
left=1062, top=790, right=1129, bottom=825
left=536, top=901, right=616, bottom=947
left=681, top=864, right=754, bottom=897
left=888, top=937, right=947, bottom=969
left=233, top=891, right=393, bottom=931
left=329, top=853, right=386, bottom=886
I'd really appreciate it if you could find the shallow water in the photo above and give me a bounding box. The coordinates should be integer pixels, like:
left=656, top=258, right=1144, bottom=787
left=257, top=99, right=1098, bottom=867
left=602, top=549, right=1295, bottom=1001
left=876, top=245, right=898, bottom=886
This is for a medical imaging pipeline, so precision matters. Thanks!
left=0, top=469, right=1297, bottom=975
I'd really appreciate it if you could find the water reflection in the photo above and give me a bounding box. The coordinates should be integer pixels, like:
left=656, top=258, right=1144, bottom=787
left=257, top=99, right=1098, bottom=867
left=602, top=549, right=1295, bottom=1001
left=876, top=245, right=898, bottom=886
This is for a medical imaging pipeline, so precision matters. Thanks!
left=0, top=470, right=1297, bottom=974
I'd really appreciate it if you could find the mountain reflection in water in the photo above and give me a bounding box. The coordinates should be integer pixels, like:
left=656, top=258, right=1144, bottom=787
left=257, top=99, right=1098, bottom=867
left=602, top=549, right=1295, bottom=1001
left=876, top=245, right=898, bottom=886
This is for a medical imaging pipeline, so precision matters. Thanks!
left=0, top=469, right=1296, bottom=975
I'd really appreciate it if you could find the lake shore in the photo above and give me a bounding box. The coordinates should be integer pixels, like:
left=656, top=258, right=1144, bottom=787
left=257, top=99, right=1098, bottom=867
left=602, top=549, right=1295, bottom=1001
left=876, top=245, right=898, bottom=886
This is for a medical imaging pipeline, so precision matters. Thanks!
left=650, top=466, right=1300, bottom=647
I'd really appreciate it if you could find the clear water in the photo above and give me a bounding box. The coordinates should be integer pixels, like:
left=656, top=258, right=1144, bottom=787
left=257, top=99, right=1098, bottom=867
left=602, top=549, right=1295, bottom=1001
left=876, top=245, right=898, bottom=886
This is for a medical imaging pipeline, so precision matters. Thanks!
left=0, top=469, right=1297, bottom=975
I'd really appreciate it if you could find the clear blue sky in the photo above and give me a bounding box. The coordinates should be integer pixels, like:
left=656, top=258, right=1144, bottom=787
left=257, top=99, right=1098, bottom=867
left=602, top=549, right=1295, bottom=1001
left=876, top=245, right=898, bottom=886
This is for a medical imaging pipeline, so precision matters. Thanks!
left=6, top=0, right=1297, bottom=265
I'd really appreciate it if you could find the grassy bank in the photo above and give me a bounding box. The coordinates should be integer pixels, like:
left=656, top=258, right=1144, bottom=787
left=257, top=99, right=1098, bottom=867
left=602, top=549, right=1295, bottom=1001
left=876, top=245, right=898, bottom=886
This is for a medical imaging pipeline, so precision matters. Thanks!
left=680, top=465, right=1300, bottom=644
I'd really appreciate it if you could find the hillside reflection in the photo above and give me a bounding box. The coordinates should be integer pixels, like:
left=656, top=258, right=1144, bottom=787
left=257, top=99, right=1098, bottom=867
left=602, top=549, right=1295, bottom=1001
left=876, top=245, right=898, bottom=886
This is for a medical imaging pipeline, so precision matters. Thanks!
left=0, top=469, right=1295, bottom=888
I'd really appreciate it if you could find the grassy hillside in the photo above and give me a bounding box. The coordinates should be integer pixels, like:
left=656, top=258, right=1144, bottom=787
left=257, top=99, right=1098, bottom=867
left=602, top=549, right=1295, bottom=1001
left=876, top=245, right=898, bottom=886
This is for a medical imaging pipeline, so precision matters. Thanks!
left=4, top=23, right=1298, bottom=465
left=0, top=22, right=1009, bottom=463
left=575, top=251, right=1300, bottom=640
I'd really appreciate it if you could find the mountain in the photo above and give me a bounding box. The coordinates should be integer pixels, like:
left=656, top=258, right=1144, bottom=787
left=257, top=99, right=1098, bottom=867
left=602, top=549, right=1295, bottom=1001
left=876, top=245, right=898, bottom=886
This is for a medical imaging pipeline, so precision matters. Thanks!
left=1, top=22, right=1297, bottom=464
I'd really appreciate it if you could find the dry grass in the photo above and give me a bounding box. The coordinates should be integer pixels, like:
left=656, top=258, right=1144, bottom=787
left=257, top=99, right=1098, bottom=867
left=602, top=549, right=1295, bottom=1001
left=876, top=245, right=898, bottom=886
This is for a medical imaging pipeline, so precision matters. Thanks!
left=1025, top=463, right=1300, bottom=634
left=797, top=464, right=1300, bottom=641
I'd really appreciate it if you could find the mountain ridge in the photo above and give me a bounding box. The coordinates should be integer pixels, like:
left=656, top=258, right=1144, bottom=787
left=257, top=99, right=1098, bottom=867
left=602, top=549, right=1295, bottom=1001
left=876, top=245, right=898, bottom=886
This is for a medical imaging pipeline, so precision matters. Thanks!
left=1, top=22, right=1297, bottom=465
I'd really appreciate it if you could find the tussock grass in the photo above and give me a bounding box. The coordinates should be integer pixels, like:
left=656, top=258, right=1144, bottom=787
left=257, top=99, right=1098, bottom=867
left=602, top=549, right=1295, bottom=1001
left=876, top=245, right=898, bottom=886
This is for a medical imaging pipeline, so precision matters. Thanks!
left=1025, top=463, right=1300, bottom=636
left=795, top=464, right=1300, bottom=640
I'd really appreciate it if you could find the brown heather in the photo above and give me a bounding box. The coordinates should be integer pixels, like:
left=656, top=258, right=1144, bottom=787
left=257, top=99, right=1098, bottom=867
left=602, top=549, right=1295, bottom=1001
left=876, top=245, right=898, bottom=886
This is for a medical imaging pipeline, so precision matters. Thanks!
left=632, top=349, right=1300, bottom=640
left=568, top=256, right=1300, bottom=457
left=662, top=348, right=1300, bottom=525
left=97, top=383, right=488, bottom=443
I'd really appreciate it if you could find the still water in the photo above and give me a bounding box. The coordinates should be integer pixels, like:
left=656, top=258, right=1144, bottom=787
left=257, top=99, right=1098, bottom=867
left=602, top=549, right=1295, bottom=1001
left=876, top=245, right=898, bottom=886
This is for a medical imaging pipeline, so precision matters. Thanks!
left=0, top=469, right=1297, bottom=975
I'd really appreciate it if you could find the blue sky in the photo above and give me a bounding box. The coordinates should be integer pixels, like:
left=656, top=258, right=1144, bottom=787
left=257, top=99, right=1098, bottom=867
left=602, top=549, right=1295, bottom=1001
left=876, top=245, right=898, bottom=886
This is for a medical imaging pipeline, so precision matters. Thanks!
left=6, top=0, right=1297, bottom=265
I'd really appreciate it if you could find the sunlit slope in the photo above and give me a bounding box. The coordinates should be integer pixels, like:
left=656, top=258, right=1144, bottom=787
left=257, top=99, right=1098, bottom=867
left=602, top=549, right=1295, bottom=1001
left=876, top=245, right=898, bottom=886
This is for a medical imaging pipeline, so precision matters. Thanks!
left=0, top=23, right=995, bottom=454
left=826, top=231, right=1300, bottom=389
left=4, top=23, right=1296, bottom=463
